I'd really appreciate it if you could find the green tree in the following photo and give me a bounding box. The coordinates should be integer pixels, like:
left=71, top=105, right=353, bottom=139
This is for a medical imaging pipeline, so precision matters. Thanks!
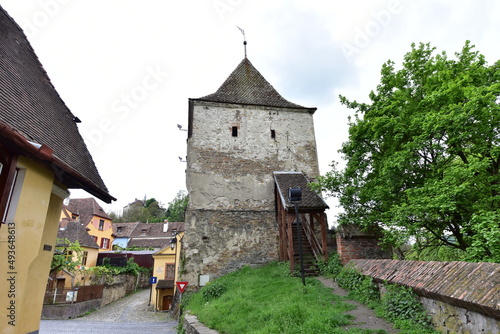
left=165, top=191, right=188, bottom=222
left=122, top=205, right=151, bottom=223
left=110, top=196, right=184, bottom=223
left=108, top=211, right=123, bottom=224
left=145, top=199, right=167, bottom=222
left=51, top=238, right=85, bottom=275
left=145, top=197, right=157, bottom=208
left=313, top=41, right=500, bottom=262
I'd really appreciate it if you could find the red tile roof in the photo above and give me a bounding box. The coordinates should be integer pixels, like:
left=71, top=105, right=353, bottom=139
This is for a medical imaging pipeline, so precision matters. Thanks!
left=0, top=6, right=114, bottom=203
left=113, top=221, right=185, bottom=250
left=113, top=222, right=140, bottom=237
left=67, top=198, right=111, bottom=225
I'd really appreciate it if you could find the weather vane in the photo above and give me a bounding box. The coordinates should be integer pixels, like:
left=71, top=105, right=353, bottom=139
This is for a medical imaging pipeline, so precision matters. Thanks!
left=236, top=26, right=247, bottom=58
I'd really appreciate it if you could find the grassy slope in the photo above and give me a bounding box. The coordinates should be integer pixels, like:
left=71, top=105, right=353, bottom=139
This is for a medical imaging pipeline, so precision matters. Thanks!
left=183, top=262, right=389, bottom=334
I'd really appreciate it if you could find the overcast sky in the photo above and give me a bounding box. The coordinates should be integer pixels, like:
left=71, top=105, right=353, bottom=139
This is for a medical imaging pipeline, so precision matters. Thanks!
left=2, top=0, right=500, bottom=221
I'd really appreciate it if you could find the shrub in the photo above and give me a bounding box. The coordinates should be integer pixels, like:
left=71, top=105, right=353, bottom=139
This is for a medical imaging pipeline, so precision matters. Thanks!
left=202, top=281, right=227, bottom=301
left=317, top=253, right=343, bottom=277
left=381, top=284, right=433, bottom=328
left=336, top=265, right=379, bottom=304
left=90, top=266, right=117, bottom=284
left=118, top=258, right=149, bottom=276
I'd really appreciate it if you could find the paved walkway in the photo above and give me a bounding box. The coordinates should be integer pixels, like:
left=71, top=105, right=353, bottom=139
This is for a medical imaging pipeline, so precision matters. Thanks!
left=40, top=289, right=178, bottom=334
left=316, top=277, right=399, bottom=333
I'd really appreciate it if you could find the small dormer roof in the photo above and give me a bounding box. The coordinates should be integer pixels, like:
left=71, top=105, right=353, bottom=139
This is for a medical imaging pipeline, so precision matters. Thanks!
left=273, top=172, right=329, bottom=210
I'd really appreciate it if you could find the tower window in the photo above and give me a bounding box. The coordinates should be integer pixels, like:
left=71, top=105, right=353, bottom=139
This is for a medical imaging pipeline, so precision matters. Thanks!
left=271, top=129, right=276, bottom=139
left=232, top=126, right=238, bottom=137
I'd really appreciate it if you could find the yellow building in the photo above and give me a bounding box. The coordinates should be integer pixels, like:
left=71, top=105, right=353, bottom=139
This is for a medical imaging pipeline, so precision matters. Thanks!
left=151, top=229, right=184, bottom=311
left=65, top=198, right=114, bottom=252
left=59, top=206, right=100, bottom=268
left=0, top=6, right=114, bottom=333
left=51, top=219, right=100, bottom=289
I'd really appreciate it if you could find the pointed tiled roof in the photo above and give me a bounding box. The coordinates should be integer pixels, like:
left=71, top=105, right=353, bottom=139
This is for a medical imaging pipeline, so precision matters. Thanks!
left=67, top=198, right=111, bottom=225
left=274, top=172, right=329, bottom=210
left=57, top=220, right=99, bottom=249
left=0, top=6, right=114, bottom=203
left=194, top=58, right=316, bottom=112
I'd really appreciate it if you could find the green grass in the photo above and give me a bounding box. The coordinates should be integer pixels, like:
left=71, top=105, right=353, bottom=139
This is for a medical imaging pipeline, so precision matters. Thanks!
left=182, top=262, right=389, bottom=334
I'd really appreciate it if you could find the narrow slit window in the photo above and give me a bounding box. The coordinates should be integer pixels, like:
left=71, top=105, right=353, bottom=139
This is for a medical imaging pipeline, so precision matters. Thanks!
left=271, top=129, right=276, bottom=139
left=232, top=126, right=238, bottom=137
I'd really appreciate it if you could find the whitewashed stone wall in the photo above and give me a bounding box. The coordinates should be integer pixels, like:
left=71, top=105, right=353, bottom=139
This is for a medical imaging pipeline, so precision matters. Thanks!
left=421, top=297, right=500, bottom=334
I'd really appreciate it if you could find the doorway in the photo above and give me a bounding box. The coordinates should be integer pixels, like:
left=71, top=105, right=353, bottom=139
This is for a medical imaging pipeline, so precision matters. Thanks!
left=162, top=295, right=172, bottom=310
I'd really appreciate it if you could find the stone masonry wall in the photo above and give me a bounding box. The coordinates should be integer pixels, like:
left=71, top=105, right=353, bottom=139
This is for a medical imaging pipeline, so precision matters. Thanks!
left=182, top=209, right=279, bottom=285
left=101, top=273, right=149, bottom=306
left=350, top=259, right=500, bottom=333
left=42, top=273, right=150, bottom=319
left=420, top=297, right=499, bottom=333
left=187, top=102, right=320, bottom=212
left=183, top=101, right=320, bottom=286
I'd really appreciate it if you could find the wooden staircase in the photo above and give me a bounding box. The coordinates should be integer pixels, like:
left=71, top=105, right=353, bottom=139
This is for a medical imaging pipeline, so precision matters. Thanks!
left=292, top=223, right=320, bottom=276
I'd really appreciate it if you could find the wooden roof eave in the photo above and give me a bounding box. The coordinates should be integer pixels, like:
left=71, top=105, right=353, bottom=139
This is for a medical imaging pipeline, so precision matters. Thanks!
left=0, top=122, right=115, bottom=203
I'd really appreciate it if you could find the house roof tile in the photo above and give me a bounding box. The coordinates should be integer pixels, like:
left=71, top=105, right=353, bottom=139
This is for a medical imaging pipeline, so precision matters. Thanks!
left=66, top=198, right=111, bottom=226
left=192, top=58, right=316, bottom=113
left=113, top=222, right=140, bottom=237
left=274, top=172, right=329, bottom=210
left=57, top=220, right=99, bottom=249
left=113, top=222, right=185, bottom=250
left=156, top=279, right=174, bottom=289
left=128, top=238, right=172, bottom=249
left=129, top=222, right=185, bottom=237
left=0, top=6, right=114, bottom=203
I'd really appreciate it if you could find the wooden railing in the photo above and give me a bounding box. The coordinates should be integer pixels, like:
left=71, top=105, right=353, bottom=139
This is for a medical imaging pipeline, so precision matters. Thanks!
left=301, top=215, right=322, bottom=262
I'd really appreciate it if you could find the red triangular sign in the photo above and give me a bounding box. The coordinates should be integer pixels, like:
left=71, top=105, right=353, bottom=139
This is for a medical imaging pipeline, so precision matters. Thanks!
left=176, top=281, right=188, bottom=294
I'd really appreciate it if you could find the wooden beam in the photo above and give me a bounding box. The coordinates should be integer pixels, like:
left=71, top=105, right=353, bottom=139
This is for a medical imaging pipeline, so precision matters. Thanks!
left=287, top=213, right=295, bottom=273
left=319, top=212, right=328, bottom=260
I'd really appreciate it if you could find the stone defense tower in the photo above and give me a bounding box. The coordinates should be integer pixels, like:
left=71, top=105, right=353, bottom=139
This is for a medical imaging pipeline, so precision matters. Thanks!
left=183, top=57, right=320, bottom=285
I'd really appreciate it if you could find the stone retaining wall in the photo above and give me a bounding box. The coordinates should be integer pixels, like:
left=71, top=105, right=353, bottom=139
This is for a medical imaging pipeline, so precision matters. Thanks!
left=182, top=209, right=278, bottom=285
left=350, top=259, right=500, bottom=333
left=41, top=299, right=102, bottom=320
left=183, top=313, right=218, bottom=334
left=42, top=273, right=150, bottom=319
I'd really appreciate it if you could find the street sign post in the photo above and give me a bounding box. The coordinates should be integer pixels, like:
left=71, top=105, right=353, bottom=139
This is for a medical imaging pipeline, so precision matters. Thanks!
left=176, top=281, right=189, bottom=324
left=176, top=281, right=188, bottom=294
left=148, top=277, right=157, bottom=306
